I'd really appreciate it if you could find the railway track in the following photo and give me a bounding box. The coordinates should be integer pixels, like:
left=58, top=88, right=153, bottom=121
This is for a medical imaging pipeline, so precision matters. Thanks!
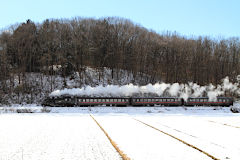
left=133, top=118, right=220, bottom=160
left=90, top=114, right=131, bottom=160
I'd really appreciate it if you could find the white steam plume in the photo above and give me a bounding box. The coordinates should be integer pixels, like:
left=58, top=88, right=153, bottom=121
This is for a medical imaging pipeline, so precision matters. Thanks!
left=50, top=76, right=240, bottom=101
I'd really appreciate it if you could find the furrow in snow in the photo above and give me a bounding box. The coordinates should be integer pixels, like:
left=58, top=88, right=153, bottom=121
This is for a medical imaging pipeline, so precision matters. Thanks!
left=93, top=115, right=212, bottom=160
left=90, top=114, right=131, bottom=160
left=133, top=118, right=219, bottom=160
left=208, top=120, right=240, bottom=129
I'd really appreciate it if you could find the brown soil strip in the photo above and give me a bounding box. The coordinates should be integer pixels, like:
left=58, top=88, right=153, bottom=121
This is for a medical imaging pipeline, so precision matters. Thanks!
left=134, top=118, right=219, bottom=160
left=208, top=120, right=240, bottom=129
left=90, top=114, right=131, bottom=160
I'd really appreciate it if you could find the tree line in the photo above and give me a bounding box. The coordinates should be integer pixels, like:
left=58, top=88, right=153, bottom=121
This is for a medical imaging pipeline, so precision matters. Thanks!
left=0, top=17, right=240, bottom=97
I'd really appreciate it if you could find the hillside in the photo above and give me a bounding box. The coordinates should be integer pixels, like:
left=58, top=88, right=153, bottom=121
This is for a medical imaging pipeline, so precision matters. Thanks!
left=1, top=17, right=240, bottom=104
left=0, top=67, right=151, bottom=104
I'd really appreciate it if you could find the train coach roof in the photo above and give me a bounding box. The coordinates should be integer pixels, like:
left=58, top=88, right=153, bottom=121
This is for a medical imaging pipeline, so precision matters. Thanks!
left=188, top=97, right=233, bottom=99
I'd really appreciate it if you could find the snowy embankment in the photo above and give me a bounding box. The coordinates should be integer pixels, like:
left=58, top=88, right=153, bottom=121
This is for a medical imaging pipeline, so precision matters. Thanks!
left=0, top=104, right=239, bottom=114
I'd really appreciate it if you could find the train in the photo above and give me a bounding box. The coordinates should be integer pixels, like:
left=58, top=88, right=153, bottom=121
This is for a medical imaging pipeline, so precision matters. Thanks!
left=42, top=95, right=233, bottom=107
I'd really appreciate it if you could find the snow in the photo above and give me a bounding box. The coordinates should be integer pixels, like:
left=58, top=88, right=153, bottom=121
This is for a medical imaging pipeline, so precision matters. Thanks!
left=0, top=106, right=240, bottom=160
left=0, top=114, right=120, bottom=160
left=93, top=115, right=211, bottom=160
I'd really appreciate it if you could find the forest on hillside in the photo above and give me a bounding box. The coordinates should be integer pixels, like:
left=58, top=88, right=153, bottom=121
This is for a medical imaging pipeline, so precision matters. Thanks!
left=0, top=17, right=240, bottom=104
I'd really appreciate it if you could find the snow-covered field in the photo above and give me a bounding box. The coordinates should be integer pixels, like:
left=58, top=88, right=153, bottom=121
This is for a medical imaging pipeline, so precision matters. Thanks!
left=0, top=106, right=240, bottom=160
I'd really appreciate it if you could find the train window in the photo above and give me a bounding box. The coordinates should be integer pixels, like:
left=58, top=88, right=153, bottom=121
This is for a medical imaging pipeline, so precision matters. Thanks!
left=79, top=99, right=82, bottom=102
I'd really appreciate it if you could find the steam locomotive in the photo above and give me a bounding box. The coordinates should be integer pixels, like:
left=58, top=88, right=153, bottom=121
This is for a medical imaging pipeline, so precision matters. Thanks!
left=42, top=95, right=233, bottom=107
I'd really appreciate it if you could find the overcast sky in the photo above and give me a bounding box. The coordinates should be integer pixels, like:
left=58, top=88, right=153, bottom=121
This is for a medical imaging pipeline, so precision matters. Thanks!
left=1, top=0, right=239, bottom=38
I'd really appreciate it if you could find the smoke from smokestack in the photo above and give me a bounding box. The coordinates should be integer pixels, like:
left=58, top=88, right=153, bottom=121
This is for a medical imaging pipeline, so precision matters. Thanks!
left=50, top=76, right=239, bottom=101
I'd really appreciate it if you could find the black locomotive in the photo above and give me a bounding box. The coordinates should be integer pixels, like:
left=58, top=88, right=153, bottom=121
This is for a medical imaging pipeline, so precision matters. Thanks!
left=42, top=95, right=233, bottom=107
